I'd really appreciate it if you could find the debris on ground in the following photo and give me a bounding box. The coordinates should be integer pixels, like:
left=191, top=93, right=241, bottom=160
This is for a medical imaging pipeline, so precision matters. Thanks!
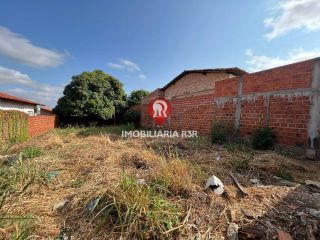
left=47, top=170, right=60, bottom=181
left=214, top=152, right=221, bottom=161
left=250, top=178, right=260, bottom=185
left=226, top=223, right=238, bottom=240
left=305, top=180, right=320, bottom=189
left=0, top=154, right=21, bottom=165
left=86, top=197, right=100, bottom=212
left=205, top=174, right=224, bottom=195
left=272, top=176, right=299, bottom=187
left=56, top=227, right=70, bottom=240
left=137, top=178, right=146, bottom=185
left=308, top=208, right=320, bottom=219
left=230, top=173, right=248, bottom=196
left=53, top=199, right=70, bottom=212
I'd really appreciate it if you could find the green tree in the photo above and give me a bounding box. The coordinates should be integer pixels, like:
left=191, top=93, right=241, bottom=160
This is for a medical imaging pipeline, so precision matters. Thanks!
left=54, top=70, right=126, bottom=124
left=127, top=89, right=149, bottom=106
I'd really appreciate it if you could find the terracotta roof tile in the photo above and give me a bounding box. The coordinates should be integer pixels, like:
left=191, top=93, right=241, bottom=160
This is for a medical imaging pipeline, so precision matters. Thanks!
left=0, top=92, right=43, bottom=106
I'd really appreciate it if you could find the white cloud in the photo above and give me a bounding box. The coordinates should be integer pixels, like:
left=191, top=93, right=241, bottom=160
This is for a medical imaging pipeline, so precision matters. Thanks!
left=138, top=74, right=146, bottom=80
left=245, top=48, right=320, bottom=72
left=0, top=26, right=66, bottom=68
left=265, top=0, right=320, bottom=39
left=0, top=66, right=34, bottom=85
left=108, top=59, right=141, bottom=72
left=0, top=65, right=63, bottom=107
left=7, top=88, right=62, bottom=108
left=107, top=62, right=124, bottom=69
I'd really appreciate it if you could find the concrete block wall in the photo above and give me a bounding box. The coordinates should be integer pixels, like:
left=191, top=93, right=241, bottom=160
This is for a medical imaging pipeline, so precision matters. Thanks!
left=141, top=58, right=320, bottom=152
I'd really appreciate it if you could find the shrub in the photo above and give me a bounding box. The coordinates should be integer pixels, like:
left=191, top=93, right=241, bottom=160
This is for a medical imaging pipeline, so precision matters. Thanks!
left=251, top=127, right=275, bottom=150
left=123, top=109, right=140, bottom=127
left=211, top=122, right=231, bottom=144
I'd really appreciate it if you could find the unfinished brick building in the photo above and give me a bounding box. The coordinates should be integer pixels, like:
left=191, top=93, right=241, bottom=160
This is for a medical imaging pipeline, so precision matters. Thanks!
left=140, top=58, right=320, bottom=158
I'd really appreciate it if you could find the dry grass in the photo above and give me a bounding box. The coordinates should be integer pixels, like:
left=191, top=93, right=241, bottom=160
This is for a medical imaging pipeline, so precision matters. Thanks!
left=0, top=126, right=319, bottom=239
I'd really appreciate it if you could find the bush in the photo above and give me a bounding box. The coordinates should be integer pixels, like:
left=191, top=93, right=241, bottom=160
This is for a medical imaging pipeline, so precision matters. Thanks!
left=211, top=123, right=230, bottom=144
left=251, top=127, right=275, bottom=150
left=123, top=109, right=140, bottom=127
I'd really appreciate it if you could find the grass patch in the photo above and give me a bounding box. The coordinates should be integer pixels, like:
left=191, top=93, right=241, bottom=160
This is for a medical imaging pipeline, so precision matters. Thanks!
left=224, top=139, right=251, bottom=153
left=275, top=165, right=294, bottom=181
left=154, top=159, right=193, bottom=195
left=78, top=125, right=135, bottom=137
left=56, top=127, right=82, bottom=137
left=232, top=158, right=250, bottom=171
left=0, top=158, right=46, bottom=202
left=188, top=136, right=210, bottom=150
left=55, top=125, right=135, bottom=137
left=0, top=215, right=36, bottom=240
left=21, top=147, right=42, bottom=159
left=90, top=176, right=182, bottom=239
left=151, top=143, right=185, bottom=160
left=0, top=157, right=45, bottom=239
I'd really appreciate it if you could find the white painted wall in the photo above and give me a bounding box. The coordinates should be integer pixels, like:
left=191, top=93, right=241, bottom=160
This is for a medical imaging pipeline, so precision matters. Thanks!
left=0, top=99, right=35, bottom=116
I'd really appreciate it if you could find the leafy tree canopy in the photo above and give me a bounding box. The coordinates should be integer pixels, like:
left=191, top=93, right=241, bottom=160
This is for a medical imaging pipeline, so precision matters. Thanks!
left=54, top=70, right=126, bottom=123
left=127, top=89, right=149, bottom=106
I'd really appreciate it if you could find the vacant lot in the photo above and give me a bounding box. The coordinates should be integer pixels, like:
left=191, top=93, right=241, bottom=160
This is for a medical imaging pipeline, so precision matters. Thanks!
left=1, top=126, right=320, bottom=239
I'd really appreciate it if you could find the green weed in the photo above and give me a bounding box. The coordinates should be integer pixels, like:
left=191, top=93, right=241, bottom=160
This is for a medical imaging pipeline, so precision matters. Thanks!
left=90, top=176, right=182, bottom=239
left=211, top=122, right=233, bottom=144
left=0, top=158, right=44, bottom=239
left=21, top=147, right=42, bottom=159
left=275, top=165, right=294, bottom=181
left=77, top=125, right=135, bottom=136
left=251, top=127, right=275, bottom=150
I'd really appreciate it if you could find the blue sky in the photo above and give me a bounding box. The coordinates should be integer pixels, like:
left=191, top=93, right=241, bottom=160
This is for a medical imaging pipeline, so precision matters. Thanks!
left=0, top=0, right=320, bottom=107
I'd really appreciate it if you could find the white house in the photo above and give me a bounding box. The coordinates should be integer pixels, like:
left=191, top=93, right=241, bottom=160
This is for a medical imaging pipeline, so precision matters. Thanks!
left=0, top=92, right=46, bottom=116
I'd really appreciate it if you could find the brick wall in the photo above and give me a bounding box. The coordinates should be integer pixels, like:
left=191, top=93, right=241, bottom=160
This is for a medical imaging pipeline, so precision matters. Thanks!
left=141, top=58, right=320, bottom=150
left=28, top=115, right=57, bottom=137
left=0, top=111, right=56, bottom=140
left=213, top=59, right=316, bottom=148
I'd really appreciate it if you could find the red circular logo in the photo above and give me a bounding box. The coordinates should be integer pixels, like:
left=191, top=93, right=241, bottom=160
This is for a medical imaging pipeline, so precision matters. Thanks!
left=148, top=97, right=171, bottom=125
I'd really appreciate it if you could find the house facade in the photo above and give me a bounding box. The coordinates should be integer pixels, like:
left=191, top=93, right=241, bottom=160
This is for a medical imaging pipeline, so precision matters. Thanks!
left=0, top=92, right=50, bottom=116
left=0, top=92, right=57, bottom=139
left=141, top=68, right=247, bottom=131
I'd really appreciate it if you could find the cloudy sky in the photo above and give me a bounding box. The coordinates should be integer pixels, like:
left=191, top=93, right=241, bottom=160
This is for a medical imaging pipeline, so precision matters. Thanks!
left=0, top=0, right=320, bottom=107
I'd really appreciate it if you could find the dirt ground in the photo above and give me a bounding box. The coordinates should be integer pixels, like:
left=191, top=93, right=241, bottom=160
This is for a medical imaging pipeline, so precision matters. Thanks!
left=1, top=127, right=320, bottom=240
